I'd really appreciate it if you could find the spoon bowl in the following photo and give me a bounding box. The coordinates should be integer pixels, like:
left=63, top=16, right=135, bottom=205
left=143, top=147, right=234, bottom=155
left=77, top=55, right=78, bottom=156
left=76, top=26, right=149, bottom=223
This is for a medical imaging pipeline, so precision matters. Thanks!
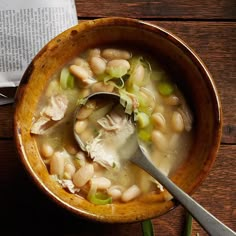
left=74, top=92, right=122, bottom=152
left=73, top=92, right=235, bottom=236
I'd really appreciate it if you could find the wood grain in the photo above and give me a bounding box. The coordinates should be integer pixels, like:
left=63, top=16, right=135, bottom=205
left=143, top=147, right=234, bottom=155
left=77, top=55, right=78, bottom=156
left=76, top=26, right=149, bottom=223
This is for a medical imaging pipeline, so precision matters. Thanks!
left=0, top=141, right=235, bottom=235
left=0, top=105, right=13, bottom=138
left=75, top=0, right=236, bottom=20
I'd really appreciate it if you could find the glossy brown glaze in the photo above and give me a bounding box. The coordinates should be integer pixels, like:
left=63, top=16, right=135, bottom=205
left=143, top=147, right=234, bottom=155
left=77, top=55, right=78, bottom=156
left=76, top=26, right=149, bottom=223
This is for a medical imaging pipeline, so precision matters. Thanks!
left=13, top=17, right=222, bottom=223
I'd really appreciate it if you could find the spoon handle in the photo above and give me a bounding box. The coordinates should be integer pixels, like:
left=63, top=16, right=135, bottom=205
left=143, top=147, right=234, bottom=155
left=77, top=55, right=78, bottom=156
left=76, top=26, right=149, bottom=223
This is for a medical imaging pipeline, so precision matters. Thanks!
left=131, top=149, right=236, bottom=236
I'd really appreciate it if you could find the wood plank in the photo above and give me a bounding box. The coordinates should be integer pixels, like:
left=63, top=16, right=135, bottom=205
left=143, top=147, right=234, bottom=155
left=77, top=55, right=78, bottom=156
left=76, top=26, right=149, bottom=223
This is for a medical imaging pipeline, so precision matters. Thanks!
left=75, top=0, right=236, bottom=20
left=185, top=144, right=236, bottom=234
left=1, top=22, right=235, bottom=144
left=152, top=144, right=236, bottom=235
left=0, top=142, right=235, bottom=234
left=0, top=105, right=14, bottom=138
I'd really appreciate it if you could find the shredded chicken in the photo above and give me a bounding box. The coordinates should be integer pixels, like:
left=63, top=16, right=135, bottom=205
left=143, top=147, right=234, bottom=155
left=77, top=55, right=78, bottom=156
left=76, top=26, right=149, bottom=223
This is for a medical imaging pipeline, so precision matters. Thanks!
left=58, top=179, right=80, bottom=194
left=31, top=116, right=51, bottom=135
left=86, top=106, right=136, bottom=169
left=31, top=94, right=68, bottom=135
left=86, top=134, right=120, bottom=168
left=42, top=94, right=68, bottom=121
left=97, top=114, right=121, bottom=131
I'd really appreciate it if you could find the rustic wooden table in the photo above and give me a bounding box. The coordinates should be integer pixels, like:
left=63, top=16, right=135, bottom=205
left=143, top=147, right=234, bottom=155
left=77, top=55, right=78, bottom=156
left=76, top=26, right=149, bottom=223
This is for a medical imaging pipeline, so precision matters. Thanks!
left=1, top=1, right=235, bottom=235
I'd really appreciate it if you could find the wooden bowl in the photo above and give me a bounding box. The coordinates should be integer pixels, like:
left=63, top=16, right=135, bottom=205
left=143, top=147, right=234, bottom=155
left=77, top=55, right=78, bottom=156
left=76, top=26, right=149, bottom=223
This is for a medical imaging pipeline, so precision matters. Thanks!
left=13, top=17, right=222, bottom=223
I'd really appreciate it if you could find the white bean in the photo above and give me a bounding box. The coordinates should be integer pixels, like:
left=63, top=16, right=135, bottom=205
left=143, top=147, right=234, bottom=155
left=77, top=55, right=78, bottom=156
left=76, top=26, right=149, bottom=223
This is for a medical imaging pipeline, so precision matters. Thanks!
left=91, top=81, right=114, bottom=93
left=76, top=100, right=96, bottom=120
left=108, top=189, right=122, bottom=200
left=121, top=185, right=141, bottom=202
left=79, top=127, right=94, bottom=144
left=171, top=111, right=184, bottom=132
left=107, top=185, right=124, bottom=200
left=50, top=151, right=65, bottom=177
left=152, top=112, right=166, bottom=130
left=64, top=163, right=76, bottom=179
left=140, top=87, right=156, bottom=113
left=133, top=64, right=145, bottom=86
left=69, top=65, right=96, bottom=87
left=41, top=143, right=54, bottom=158
left=64, top=143, right=78, bottom=155
left=88, top=48, right=101, bottom=58
left=72, top=163, right=94, bottom=188
left=73, top=57, right=93, bottom=76
left=178, top=107, right=193, bottom=132
left=154, top=105, right=165, bottom=113
left=164, top=95, right=180, bottom=106
left=74, top=119, right=88, bottom=134
left=107, top=190, right=122, bottom=201
left=90, top=177, right=111, bottom=190
left=101, top=48, right=131, bottom=60
left=69, top=65, right=88, bottom=81
left=89, top=56, right=106, bottom=75
left=75, top=151, right=87, bottom=167
left=151, top=130, right=168, bottom=151
left=106, top=59, right=130, bottom=75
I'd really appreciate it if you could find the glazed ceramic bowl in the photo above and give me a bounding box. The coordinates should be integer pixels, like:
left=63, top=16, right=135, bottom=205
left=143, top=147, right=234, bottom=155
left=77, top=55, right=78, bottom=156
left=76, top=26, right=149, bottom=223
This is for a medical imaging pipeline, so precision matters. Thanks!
left=13, top=17, right=222, bottom=223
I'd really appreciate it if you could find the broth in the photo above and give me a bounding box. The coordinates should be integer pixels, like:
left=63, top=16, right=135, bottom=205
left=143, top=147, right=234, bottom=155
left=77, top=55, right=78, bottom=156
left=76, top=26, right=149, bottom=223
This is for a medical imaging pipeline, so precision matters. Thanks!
left=31, top=47, right=193, bottom=204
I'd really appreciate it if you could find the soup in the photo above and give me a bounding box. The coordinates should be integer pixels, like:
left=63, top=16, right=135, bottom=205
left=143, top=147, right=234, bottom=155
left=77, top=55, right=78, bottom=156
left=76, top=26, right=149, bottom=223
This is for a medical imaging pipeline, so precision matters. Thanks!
left=31, top=47, right=193, bottom=204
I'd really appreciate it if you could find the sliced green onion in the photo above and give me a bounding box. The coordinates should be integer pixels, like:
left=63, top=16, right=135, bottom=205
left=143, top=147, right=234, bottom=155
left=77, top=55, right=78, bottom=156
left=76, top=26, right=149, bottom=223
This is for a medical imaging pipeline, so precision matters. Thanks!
left=183, top=211, right=193, bottom=236
left=129, top=56, right=142, bottom=73
left=137, top=112, right=150, bottom=128
left=157, top=81, right=174, bottom=96
left=119, top=89, right=134, bottom=115
left=127, top=56, right=152, bottom=90
left=138, top=129, right=151, bottom=142
left=104, top=76, right=125, bottom=89
left=142, top=220, right=154, bottom=236
left=87, top=183, right=112, bottom=205
left=88, top=191, right=112, bottom=205
left=106, top=66, right=128, bottom=78
left=131, top=90, right=153, bottom=116
left=67, top=75, right=74, bottom=88
left=60, top=67, right=74, bottom=89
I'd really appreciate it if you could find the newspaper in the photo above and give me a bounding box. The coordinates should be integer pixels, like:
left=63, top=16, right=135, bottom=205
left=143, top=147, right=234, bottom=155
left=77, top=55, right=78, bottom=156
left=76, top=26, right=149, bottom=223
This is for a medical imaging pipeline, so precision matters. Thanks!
left=0, top=0, right=78, bottom=87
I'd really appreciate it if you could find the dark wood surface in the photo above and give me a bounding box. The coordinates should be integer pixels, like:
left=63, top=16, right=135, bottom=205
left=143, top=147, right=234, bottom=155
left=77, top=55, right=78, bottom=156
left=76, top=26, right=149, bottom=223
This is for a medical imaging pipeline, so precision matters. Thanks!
left=0, top=1, right=235, bottom=235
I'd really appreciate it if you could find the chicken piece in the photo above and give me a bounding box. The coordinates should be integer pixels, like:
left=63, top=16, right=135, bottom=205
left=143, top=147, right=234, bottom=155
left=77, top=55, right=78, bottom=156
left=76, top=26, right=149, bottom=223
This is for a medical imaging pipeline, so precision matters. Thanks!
left=86, top=135, right=120, bottom=169
left=31, top=94, right=68, bottom=134
left=42, top=94, right=68, bottom=121
left=97, top=105, right=125, bottom=131
left=31, top=116, right=51, bottom=135
left=58, top=179, right=80, bottom=194
left=86, top=106, right=136, bottom=169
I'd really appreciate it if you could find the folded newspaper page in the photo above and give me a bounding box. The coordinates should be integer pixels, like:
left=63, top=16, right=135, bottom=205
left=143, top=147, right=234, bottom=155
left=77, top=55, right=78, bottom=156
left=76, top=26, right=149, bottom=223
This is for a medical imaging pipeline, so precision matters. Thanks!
left=0, top=0, right=78, bottom=87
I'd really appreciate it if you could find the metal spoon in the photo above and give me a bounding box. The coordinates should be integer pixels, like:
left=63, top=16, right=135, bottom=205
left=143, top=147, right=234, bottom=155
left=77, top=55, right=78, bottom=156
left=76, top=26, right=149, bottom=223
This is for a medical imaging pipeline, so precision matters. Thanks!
left=74, top=92, right=236, bottom=236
